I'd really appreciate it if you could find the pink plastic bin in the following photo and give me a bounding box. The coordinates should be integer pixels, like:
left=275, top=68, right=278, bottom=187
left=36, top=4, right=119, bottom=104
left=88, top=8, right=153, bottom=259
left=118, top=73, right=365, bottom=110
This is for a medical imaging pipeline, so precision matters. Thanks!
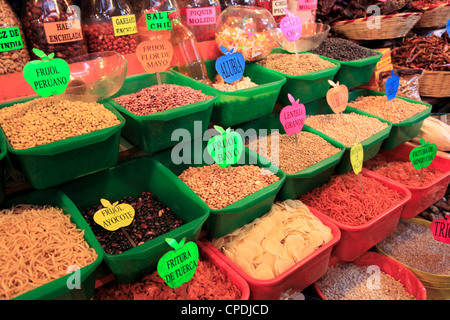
left=201, top=209, right=341, bottom=300
left=310, top=169, right=412, bottom=262
left=314, top=251, right=427, bottom=300
left=364, top=143, right=450, bottom=219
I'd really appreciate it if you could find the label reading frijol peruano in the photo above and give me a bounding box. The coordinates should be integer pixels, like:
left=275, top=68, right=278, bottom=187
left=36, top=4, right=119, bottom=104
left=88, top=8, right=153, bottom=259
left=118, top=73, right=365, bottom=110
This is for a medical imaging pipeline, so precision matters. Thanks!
left=0, top=27, right=24, bottom=53
left=186, top=7, right=216, bottom=26
left=44, top=19, right=83, bottom=44
left=146, top=11, right=174, bottom=31
left=112, top=14, right=137, bottom=37
left=273, top=0, right=288, bottom=16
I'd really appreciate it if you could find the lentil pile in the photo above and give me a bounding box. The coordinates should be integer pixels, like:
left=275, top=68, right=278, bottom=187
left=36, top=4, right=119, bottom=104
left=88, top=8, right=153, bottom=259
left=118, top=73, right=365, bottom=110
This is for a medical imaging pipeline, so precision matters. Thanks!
left=317, top=263, right=415, bottom=300
left=304, top=113, right=389, bottom=147
left=178, top=164, right=280, bottom=210
left=378, top=220, right=450, bottom=275
left=310, top=38, right=378, bottom=62
left=256, top=53, right=336, bottom=76
left=113, top=84, right=213, bottom=116
left=0, top=97, right=121, bottom=150
left=246, top=131, right=341, bottom=175
left=81, top=192, right=184, bottom=255
left=348, top=96, right=429, bottom=123
left=93, top=258, right=242, bottom=300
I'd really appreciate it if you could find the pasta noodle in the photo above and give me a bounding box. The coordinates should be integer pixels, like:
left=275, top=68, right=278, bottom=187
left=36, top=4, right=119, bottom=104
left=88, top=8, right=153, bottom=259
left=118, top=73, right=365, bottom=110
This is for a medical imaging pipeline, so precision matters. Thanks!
left=0, top=205, right=98, bottom=300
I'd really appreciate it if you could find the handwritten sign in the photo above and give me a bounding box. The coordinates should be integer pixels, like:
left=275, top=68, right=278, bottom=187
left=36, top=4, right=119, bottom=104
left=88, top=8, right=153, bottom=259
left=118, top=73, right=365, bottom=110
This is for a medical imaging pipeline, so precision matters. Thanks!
left=385, top=70, right=399, bottom=101
left=216, top=46, right=245, bottom=84
left=0, top=27, right=24, bottom=53
left=326, top=80, right=349, bottom=114
left=431, top=216, right=450, bottom=244
left=136, top=40, right=173, bottom=74
left=157, top=238, right=199, bottom=289
left=93, top=199, right=135, bottom=231
left=280, top=9, right=302, bottom=42
left=23, top=48, right=70, bottom=97
left=350, top=141, right=364, bottom=175
left=207, top=125, right=244, bottom=168
left=409, top=138, right=437, bottom=170
left=279, top=94, right=306, bottom=135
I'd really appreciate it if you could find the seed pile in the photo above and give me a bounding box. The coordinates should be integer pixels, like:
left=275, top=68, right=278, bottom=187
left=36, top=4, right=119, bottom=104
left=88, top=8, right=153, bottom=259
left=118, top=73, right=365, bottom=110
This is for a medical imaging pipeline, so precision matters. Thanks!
left=113, top=84, right=213, bottom=116
left=256, top=53, right=336, bottom=76
left=178, top=164, right=279, bottom=210
left=0, top=97, right=121, bottom=150
left=212, top=76, right=258, bottom=92
left=81, top=192, right=184, bottom=255
left=246, top=131, right=341, bottom=174
left=310, top=38, right=378, bottom=62
left=304, top=113, right=389, bottom=147
left=348, top=96, right=429, bottom=123
left=378, top=220, right=450, bottom=275
left=317, top=263, right=415, bottom=300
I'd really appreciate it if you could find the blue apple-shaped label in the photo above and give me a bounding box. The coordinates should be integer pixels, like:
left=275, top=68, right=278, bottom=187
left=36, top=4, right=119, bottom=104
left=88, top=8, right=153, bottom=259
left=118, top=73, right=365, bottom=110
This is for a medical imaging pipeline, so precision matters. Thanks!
left=446, top=18, right=450, bottom=37
left=23, top=48, right=71, bottom=97
left=215, top=46, right=245, bottom=84
left=385, top=70, right=399, bottom=101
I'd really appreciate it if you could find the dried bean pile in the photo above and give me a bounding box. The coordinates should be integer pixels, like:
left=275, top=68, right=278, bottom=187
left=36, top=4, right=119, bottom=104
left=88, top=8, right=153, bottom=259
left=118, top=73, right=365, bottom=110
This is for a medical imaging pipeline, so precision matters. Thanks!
left=256, top=53, right=336, bottom=76
left=310, top=38, right=378, bottom=62
left=0, top=0, right=30, bottom=75
left=348, top=96, right=429, bottom=123
left=178, top=164, right=280, bottom=210
left=113, top=84, right=213, bottom=116
left=0, top=97, right=121, bottom=150
left=246, top=131, right=341, bottom=175
left=419, top=186, right=450, bottom=222
left=81, top=192, right=184, bottom=255
left=304, top=113, right=389, bottom=147
left=378, top=220, right=450, bottom=275
left=317, top=263, right=415, bottom=300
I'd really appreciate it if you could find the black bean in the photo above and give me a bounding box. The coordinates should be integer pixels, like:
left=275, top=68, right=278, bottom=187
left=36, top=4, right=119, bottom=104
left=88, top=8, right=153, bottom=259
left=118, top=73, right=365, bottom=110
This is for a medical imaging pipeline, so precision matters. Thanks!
left=310, top=38, right=378, bottom=62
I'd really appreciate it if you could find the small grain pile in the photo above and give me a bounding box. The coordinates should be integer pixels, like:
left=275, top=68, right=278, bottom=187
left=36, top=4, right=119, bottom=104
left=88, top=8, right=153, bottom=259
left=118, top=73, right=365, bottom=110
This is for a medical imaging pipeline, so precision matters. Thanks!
left=256, top=53, right=336, bottom=76
left=304, top=113, right=389, bottom=147
left=212, top=76, right=258, bottom=92
left=178, top=164, right=279, bottom=210
left=348, top=96, right=429, bottom=123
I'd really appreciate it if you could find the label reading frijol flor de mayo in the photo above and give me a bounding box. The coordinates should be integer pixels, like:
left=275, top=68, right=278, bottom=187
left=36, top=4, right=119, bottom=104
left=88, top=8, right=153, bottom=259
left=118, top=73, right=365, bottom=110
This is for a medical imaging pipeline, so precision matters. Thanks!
left=44, top=19, right=83, bottom=44
left=112, top=14, right=138, bottom=37
left=0, top=26, right=24, bottom=53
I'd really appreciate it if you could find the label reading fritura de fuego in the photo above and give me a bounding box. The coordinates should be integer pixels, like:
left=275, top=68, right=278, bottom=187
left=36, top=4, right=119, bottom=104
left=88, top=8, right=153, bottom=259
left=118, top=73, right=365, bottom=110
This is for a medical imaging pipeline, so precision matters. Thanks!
left=44, top=19, right=83, bottom=44
left=146, top=11, right=173, bottom=31
left=112, top=14, right=138, bottom=37
left=0, top=26, right=24, bottom=53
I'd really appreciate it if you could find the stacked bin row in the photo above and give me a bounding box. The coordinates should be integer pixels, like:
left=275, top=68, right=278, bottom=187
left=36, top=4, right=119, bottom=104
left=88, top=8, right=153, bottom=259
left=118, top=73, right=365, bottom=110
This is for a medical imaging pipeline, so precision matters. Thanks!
left=0, top=52, right=448, bottom=301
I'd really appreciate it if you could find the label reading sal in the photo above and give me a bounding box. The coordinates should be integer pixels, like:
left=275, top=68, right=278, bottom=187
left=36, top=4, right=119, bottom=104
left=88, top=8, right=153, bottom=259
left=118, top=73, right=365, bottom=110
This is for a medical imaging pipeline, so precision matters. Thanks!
left=0, top=27, right=24, bottom=53
left=216, top=46, right=245, bottom=83
left=93, top=199, right=135, bottom=231
left=146, top=11, right=174, bottom=31
left=136, top=40, right=173, bottom=74
left=112, top=14, right=137, bottom=37
left=23, top=48, right=70, bottom=97
left=409, top=138, right=437, bottom=170
left=44, top=19, right=83, bottom=44
left=157, top=238, right=199, bottom=289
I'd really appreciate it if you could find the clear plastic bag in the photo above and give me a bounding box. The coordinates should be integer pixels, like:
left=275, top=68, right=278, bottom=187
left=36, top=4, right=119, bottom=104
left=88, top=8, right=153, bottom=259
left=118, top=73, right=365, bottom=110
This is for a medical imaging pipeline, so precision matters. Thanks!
left=379, top=68, right=424, bottom=102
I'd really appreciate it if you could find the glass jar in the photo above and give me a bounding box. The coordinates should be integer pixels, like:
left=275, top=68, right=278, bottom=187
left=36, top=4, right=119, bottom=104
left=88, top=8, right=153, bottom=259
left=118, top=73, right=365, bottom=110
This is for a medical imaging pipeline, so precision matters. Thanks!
left=21, top=0, right=88, bottom=61
left=0, top=0, right=30, bottom=75
left=82, top=0, right=139, bottom=55
left=137, top=0, right=178, bottom=42
left=180, top=0, right=221, bottom=42
left=256, top=0, right=287, bottom=25
left=287, top=0, right=317, bottom=26
left=215, top=5, right=278, bottom=62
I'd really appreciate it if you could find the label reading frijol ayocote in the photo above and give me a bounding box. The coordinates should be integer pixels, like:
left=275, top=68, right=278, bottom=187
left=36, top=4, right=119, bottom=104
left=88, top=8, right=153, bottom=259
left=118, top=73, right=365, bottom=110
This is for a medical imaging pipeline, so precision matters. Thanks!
left=112, top=14, right=137, bottom=37
left=0, top=27, right=24, bottom=53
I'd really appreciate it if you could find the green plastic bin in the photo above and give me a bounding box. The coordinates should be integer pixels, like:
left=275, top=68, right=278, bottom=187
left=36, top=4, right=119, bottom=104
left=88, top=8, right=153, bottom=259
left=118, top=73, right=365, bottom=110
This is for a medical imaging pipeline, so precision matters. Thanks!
left=171, top=60, right=287, bottom=127
left=319, top=50, right=383, bottom=88
left=0, top=96, right=125, bottom=190
left=346, top=89, right=432, bottom=150
left=152, top=137, right=286, bottom=238
left=252, top=48, right=341, bottom=106
left=62, top=156, right=209, bottom=283
left=304, top=103, right=392, bottom=174
left=234, top=114, right=346, bottom=200
left=2, top=189, right=104, bottom=300
left=103, top=72, right=217, bottom=154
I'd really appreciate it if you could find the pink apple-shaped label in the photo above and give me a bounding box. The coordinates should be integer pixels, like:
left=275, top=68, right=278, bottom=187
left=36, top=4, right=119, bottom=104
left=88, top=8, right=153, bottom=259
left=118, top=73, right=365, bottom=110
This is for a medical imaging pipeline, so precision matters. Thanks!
left=280, top=9, right=302, bottom=42
left=280, top=94, right=306, bottom=135
left=430, top=216, right=450, bottom=244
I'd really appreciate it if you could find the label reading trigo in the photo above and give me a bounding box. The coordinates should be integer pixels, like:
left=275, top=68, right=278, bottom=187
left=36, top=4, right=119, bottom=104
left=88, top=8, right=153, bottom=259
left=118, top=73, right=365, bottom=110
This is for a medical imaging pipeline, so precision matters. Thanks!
left=0, top=27, right=24, bottom=53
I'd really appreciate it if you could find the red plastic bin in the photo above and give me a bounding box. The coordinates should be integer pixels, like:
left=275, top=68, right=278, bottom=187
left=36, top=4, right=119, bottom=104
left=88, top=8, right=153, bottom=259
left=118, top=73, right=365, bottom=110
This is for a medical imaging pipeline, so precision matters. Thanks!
left=364, top=143, right=450, bottom=219
left=314, top=251, right=427, bottom=300
left=201, top=208, right=341, bottom=300
left=310, top=169, right=412, bottom=262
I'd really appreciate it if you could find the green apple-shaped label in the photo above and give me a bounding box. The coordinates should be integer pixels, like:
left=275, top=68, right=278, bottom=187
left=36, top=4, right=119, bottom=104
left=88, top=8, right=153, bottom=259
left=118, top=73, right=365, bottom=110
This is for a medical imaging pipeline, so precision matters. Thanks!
left=409, top=138, right=437, bottom=170
left=157, top=238, right=199, bottom=289
left=207, top=125, right=244, bottom=168
left=23, top=48, right=70, bottom=97
left=93, top=198, right=135, bottom=231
